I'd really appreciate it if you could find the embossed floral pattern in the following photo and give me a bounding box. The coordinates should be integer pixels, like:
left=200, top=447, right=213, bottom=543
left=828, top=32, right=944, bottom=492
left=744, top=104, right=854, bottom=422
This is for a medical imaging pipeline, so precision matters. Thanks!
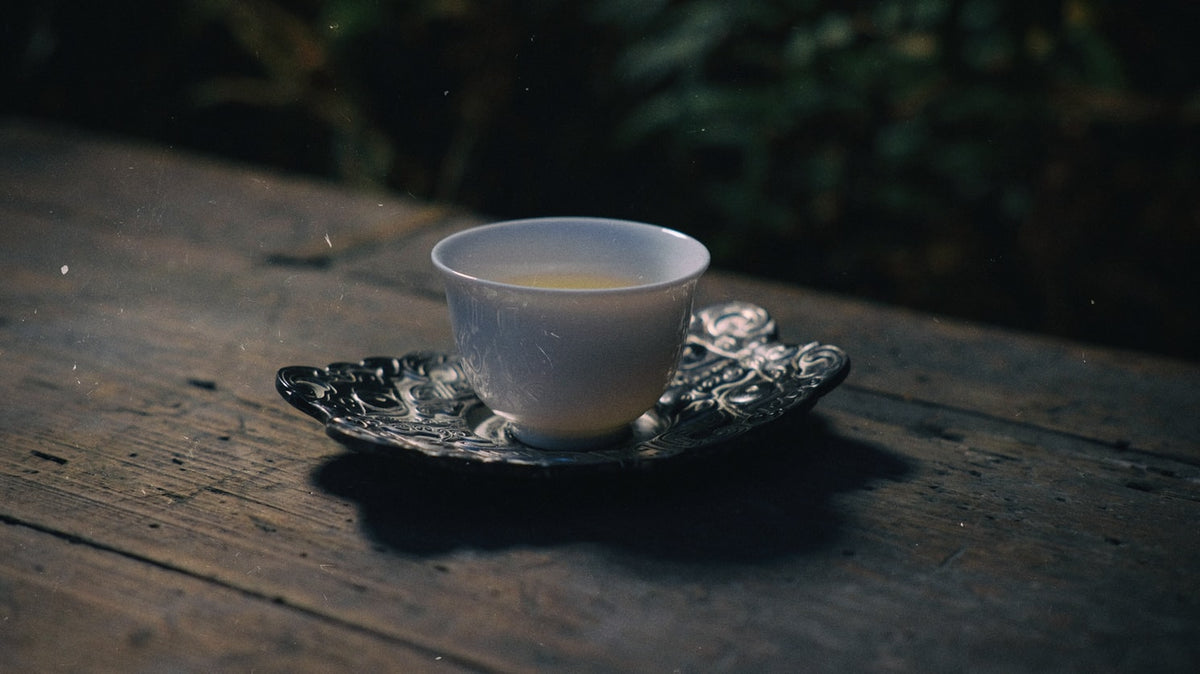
left=276, top=302, right=849, bottom=472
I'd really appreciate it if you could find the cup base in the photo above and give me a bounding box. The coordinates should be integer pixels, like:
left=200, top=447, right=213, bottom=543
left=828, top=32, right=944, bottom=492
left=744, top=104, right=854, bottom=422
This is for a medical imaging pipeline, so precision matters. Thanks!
left=512, top=425, right=631, bottom=451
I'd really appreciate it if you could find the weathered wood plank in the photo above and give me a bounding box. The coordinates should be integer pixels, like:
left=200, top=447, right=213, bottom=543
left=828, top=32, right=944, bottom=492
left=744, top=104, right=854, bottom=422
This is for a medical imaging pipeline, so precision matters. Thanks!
left=0, top=118, right=467, bottom=295
left=5, top=340, right=1197, bottom=671
left=4, top=272, right=1196, bottom=672
left=3, top=121, right=1198, bottom=672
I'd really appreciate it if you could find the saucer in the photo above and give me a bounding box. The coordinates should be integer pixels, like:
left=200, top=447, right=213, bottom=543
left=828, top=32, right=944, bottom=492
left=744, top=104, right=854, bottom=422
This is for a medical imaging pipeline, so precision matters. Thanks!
left=276, top=302, right=849, bottom=474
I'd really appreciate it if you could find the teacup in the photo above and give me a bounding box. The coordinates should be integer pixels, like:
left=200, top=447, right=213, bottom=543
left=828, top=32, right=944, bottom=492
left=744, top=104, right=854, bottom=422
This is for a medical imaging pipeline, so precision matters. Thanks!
left=431, top=217, right=710, bottom=450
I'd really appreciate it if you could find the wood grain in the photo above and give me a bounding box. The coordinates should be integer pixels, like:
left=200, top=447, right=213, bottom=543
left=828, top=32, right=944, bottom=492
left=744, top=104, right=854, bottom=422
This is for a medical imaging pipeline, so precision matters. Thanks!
left=3, top=120, right=1198, bottom=672
left=0, top=522, right=473, bottom=672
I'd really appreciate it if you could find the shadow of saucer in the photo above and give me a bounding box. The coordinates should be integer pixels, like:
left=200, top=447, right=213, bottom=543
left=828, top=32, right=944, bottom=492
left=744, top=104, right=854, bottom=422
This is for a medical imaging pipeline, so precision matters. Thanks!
left=312, top=412, right=910, bottom=564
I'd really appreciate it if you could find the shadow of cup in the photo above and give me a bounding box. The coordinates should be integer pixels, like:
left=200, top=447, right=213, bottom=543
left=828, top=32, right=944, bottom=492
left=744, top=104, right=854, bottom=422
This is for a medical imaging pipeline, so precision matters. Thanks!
left=312, top=412, right=911, bottom=565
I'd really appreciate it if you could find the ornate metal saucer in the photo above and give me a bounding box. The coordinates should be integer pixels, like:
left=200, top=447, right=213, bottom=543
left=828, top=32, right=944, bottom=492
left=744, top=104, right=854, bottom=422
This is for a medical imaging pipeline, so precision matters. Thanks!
left=276, top=302, right=849, bottom=474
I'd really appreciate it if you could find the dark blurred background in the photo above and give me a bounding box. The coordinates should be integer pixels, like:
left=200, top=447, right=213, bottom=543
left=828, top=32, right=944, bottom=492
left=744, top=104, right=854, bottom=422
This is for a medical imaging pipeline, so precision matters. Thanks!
left=3, top=1, right=1197, bottom=360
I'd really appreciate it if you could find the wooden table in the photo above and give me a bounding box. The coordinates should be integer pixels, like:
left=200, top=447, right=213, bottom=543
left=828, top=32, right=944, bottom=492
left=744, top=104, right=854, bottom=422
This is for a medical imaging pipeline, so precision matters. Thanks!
left=2, top=119, right=1198, bottom=672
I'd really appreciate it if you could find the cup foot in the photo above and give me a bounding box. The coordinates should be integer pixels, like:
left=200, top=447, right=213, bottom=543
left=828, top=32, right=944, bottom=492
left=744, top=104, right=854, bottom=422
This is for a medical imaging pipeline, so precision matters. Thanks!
left=512, top=425, right=630, bottom=451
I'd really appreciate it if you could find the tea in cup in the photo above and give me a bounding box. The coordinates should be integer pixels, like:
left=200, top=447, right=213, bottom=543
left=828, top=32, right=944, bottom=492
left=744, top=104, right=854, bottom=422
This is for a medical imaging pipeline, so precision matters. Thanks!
left=431, top=217, right=709, bottom=450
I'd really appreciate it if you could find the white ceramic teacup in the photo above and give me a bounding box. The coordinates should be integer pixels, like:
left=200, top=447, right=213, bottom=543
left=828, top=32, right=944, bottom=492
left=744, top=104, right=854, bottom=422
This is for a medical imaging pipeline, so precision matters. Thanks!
left=431, top=217, right=710, bottom=450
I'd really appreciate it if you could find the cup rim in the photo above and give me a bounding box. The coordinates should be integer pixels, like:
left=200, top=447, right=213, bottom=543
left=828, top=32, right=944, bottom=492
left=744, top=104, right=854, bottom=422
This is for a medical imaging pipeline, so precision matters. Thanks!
left=431, top=216, right=710, bottom=293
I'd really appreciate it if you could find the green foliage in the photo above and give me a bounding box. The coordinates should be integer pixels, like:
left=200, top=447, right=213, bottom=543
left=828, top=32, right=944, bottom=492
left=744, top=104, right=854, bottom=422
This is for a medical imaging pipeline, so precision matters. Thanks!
left=591, top=1, right=1063, bottom=269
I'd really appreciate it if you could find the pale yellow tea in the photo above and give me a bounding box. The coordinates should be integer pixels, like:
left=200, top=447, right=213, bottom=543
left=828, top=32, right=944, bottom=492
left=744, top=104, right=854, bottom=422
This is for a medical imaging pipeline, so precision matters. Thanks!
left=502, top=271, right=640, bottom=289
